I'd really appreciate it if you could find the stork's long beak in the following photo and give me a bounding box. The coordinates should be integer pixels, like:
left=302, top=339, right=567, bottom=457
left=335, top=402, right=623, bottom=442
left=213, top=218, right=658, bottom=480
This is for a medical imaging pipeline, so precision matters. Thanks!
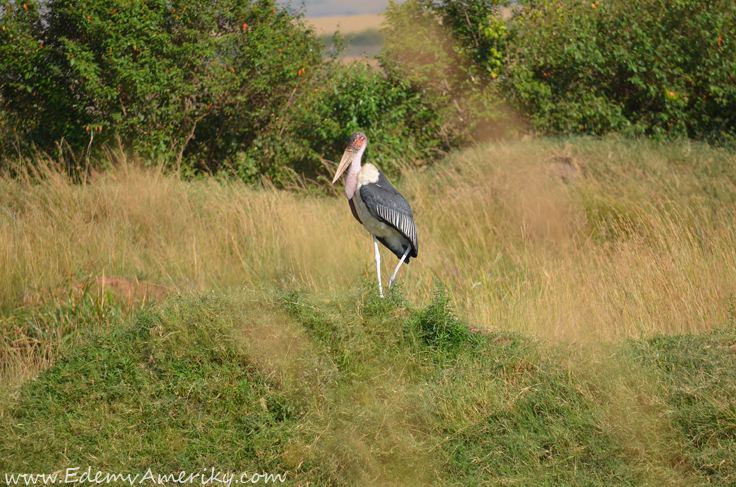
left=332, top=149, right=355, bottom=185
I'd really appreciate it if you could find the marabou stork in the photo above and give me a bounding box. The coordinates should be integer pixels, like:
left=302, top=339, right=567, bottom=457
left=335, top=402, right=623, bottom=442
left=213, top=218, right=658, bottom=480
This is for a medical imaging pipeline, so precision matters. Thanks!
left=332, top=131, right=418, bottom=298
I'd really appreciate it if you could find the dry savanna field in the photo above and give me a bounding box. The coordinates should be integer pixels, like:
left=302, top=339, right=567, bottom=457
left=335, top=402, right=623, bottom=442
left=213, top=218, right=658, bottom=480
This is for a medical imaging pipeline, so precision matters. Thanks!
left=2, top=136, right=736, bottom=485
left=3, top=137, right=735, bottom=340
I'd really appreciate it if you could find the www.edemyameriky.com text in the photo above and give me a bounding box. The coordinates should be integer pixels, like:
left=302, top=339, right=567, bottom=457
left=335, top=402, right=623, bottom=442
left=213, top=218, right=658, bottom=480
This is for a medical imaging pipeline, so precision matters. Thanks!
left=5, top=467, right=287, bottom=485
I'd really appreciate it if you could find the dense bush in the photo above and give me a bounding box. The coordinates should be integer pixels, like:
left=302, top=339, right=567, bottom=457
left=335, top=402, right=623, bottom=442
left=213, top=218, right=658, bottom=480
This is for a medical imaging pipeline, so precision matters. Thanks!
left=237, top=58, right=446, bottom=186
left=409, top=0, right=736, bottom=140
left=5, top=0, right=732, bottom=182
left=0, top=0, right=462, bottom=184
left=0, top=0, right=322, bottom=174
left=511, top=0, right=736, bottom=139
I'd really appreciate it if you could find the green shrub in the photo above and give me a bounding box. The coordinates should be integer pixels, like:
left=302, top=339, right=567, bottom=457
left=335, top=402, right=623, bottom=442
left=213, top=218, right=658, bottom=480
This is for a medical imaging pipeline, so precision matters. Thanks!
left=1, top=0, right=455, bottom=185
left=241, top=59, right=445, bottom=186
left=407, top=286, right=473, bottom=352
left=0, top=0, right=322, bottom=173
left=421, top=0, right=736, bottom=140
left=510, top=0, right=736, bottom=138
left=0, top=106, right=10, bottom=156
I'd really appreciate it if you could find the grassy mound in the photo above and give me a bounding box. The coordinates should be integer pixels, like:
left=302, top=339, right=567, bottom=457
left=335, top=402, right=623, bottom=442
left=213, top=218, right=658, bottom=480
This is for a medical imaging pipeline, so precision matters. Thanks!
left=2, top=292, right=300, bottom=475
left=2, top=286, right=734, bottom=485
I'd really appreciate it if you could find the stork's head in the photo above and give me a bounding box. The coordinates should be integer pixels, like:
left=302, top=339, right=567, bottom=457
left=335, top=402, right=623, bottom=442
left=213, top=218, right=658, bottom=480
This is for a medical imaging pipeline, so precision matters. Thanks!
left=332, top=131, right=368, bottom=184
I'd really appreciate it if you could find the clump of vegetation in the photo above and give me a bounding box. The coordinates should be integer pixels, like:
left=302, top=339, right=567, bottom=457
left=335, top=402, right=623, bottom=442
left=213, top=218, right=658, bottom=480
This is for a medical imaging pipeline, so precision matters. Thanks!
left=633, top=330, right=736, bottom=484
left=2, top=286, right=735, bottom=484
left=0, top=279, right=128, bottom=383
left=0, top=0, right=323, bottom=174
left=510, top=0, right=736, bottom=139
left=1, top=292, right=308, bottom=476
left=404, top=0, right=736, bottom=140
left=406, top=285, right=472, bottom=352
left=240, top=59, right=446, bottom=186
left=4, top=0, right=736, bottom=183
left=0, top=0, right=463, bottom=184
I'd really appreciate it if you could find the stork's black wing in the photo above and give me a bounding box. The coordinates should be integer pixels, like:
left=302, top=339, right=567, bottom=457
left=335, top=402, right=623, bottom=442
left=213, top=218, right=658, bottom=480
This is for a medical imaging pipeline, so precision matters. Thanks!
left=359, top=171, right=419, bottom=259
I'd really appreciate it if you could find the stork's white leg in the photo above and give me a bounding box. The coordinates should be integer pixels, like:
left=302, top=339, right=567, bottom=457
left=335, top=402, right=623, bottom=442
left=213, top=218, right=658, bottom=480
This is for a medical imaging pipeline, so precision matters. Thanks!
left=389, top=245, right=411, bottom=290
left=373, top=236, right=384, bottom=298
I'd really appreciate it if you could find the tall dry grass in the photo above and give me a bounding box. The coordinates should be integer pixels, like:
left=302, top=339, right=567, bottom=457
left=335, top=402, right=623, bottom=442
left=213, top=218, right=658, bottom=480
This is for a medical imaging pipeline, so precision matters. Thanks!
left=405, top=137, right=736, bottom=340
left=2, top=136, right=735, bottom=343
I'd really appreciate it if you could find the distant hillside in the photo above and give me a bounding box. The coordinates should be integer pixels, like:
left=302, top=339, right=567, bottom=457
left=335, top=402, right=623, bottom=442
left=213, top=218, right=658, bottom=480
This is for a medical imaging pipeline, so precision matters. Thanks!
left=306, top=14, right=384, bottom=61
left=304, top=14, right=384, bottom=35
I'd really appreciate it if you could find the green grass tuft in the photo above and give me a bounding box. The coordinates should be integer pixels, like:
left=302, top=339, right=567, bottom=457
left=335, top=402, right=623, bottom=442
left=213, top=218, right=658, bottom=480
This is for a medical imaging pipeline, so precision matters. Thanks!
left=633, top=330, right=736, bottom=485
left=406, top=285, right=473, bottom=354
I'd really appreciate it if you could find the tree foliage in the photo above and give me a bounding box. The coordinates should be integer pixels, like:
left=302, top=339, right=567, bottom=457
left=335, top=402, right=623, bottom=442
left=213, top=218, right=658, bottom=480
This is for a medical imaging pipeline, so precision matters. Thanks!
left=5, top=0, right=731, bottom=183
left=238, top=59, right=445, bottom=186
left=1, top=0, right=464, bottom=184
left=406, top=0, right=736, bottom=140
left=511, top=0, right=736, bottom=139
left=1, top=0, right=323, bottom=173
